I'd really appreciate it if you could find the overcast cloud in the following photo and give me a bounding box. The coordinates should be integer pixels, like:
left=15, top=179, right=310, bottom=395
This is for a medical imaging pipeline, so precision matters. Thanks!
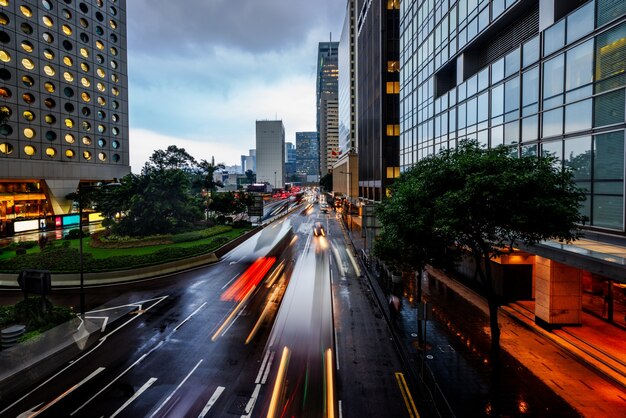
left=127, top=0, right=344, bottom=171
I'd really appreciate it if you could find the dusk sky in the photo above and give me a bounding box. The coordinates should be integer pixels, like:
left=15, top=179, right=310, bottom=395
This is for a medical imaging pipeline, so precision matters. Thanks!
left=126, top=0, right=344, bottom=172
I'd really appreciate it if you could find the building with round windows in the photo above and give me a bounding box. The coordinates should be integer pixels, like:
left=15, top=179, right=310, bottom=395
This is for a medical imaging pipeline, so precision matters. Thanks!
left=0, top=0, right=129, bottom=235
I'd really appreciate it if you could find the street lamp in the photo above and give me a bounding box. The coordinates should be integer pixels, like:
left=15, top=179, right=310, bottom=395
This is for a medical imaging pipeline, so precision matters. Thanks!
left=77, top=180, right=120, bottom=317
left=274, top=171, right=277, bottom=189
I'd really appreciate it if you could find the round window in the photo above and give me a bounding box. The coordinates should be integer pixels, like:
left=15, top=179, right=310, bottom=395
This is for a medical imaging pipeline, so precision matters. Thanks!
left=0, top=142, right=13, bottom=154
left=65, top=149, right=75, bottom=158
left=0, top=124, right=13, bottom=136
left=24, top=145, right=36, bottom=156
left=44, top=114, right=56, bottom=124
left=44, top=98, right=56, bottom=109
left=0, top=86, right=11, bottom=98
left=22, top=110, right=35, bottom=121
left=64, top=133, right=75, bottom=144
left=23, top=127, right=35, bottom=138
left=45, top=131, right=57, bottom=141
left=46, top=147, right=57, bottom=157
left=22, top=93, right=35, bottom=104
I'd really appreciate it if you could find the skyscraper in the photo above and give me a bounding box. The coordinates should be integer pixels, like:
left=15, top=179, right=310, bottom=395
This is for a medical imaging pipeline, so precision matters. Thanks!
left=296, top=131, right=319, bottom=181
left=256, top=120, right=285, bottom=189
left=0, top=0, right=130, bottom=235
left=316, top=41, right=339, bottom=174
left=285, top=142, right=296, bottom=179
left=357, top=0, right=400, bottom=203
left=400, top=1, right=626, bottom=329
left=334, top=0, right=359, bottom=202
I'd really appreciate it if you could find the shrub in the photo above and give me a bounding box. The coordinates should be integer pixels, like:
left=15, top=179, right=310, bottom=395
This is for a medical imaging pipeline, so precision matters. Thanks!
left=232, top=220, right=252, bottom=228
left=65, top=229, right=86, bottom=240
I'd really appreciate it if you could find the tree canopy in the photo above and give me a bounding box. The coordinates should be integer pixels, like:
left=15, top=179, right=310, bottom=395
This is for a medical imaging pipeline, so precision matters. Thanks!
left=319, top=172, right=332, bottom=192
left=375, top=140, right=586, bottom=358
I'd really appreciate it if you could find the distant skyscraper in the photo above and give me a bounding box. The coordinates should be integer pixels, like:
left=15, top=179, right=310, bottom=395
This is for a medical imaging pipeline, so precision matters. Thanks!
left=316, top=41, right=339, bottom=174
left=256, top=120, right=285, bottom=189
left=0, top=0, right=130, bottom=235
left=296, top=131, right=319, bottom=178
left=285, top=142, right=296, bottom=178
left=241, top=149, right=256, bottom=173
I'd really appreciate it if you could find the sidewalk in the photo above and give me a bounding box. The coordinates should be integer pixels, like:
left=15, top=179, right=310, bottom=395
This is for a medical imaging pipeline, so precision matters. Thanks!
left=342, top=221, right=626, bottom=417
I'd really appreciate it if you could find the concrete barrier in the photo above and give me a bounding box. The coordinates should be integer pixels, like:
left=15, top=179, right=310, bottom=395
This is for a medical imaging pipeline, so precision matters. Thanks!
left=0, top=226, right=263, bottom=288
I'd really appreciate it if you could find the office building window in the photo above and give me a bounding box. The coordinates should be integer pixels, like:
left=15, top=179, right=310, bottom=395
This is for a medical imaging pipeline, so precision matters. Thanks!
left=386, top=81, right=400, bottom=94
left=596, top=22, right=626, bottom=92
left=597, top=0, right=626, bottom=27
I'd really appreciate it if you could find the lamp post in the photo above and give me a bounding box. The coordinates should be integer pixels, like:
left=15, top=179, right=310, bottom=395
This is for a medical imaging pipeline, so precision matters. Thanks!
left=274, top=171, right=277, bottom=189
left=77, top=180, right=120, bottom=317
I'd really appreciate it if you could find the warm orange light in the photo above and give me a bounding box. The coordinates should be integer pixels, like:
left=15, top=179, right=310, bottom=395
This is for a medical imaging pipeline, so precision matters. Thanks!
left=221, top=257, right=276, bottom=302
left=325, top=348, right=335, bottom=418
left=267, top=346, right=290, bottom=418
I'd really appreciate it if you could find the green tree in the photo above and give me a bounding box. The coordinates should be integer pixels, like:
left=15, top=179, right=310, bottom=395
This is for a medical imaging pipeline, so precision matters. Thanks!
left=209, top=191, right=252, bottom=222
left=244, top=169, right=256, bottom=184
left=319, top=172, right=333, bottom=192
left=197, top=157, right=225, bottom=194
left=143, top=145, right=197, bottom=173
left=375, top=140, right=586, bottom=361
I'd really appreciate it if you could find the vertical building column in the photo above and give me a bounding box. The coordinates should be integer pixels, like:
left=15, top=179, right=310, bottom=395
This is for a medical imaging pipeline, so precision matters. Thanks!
left=534, top=256, right=582, bottom=328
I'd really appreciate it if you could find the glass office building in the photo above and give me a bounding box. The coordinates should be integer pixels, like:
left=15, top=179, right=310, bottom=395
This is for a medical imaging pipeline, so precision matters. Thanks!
left=400, top=0, right=626, bottom=329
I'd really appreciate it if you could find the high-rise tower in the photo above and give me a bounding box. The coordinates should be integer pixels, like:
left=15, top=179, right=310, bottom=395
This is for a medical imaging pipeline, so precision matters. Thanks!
left=0, top=0, right=130, bottom=235
left=316, top=41, right=339, bottom=175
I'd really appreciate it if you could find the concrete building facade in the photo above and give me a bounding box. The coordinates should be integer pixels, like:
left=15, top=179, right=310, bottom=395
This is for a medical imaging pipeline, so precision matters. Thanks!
left=256, top=120, right=285, bottom=189
left=0, top=0, right=130, bottom=235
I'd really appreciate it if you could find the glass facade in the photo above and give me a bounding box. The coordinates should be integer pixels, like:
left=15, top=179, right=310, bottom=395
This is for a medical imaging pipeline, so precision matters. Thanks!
left=400, top=0, right=626, bottom=232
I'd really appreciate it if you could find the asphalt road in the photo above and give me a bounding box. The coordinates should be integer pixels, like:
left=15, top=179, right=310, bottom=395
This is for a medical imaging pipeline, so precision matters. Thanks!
left=0, top=200, right=422, bottom=417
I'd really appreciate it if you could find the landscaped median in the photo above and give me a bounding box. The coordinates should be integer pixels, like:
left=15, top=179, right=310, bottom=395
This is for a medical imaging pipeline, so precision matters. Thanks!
left=0, top=224, right=258, bottom=287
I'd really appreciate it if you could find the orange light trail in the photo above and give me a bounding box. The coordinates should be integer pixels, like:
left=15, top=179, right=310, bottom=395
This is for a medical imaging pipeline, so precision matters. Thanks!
left=221, top=257, right=276, bottom=302
left=267, top=346, right=290, bottom=418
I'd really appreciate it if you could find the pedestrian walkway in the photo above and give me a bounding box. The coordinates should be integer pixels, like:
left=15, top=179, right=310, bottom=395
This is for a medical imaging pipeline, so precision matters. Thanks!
left=425, top=267, right=626, bottom=417
left=341, top=221, right=626, bottom=417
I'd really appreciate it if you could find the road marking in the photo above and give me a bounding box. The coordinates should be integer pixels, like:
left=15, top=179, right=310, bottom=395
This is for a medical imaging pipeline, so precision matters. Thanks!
left=71, top=339, right=164, bottom=416
left=110, top=377, right=157, bottom=418
left=198, top=386, right=225, bottom=418
left=241, top=383, right=262, bottom=418
left=1, top=297, right=169, bottom=417
left=174, top=302, right=207, bottom=331
left=150, top=359, right=204, bottom=417
left=338, top=400, right=343, bottom=418
left=260, top=351, right=275, bottom=384
left=395, top=372, right=420, bottom=418
left=84, top=316, right=109, bottom=333
left=255, top=350, right=271, bottom=384
left=221, top=273, right=241, bottom=289
left=22, top=367, right=105, bottom=418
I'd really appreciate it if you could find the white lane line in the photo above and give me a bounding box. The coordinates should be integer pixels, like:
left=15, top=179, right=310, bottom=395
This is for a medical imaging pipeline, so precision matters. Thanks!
left=241, top=383, right=262, bottom=418
left=70, top=338, right=163, bottom=417
left=149, top=359, right=204, bottom=417
left=85, top=316, right=109, bottom=333
left=174, top=302, right=207, bottom=331
left=260, top=351, right=275, bottom=385
left=221, top=273, right=241, bottom=289
left=110, top=377, right=157, bottom=418
left=198, top=386, right=225, bottom=418
left=254, top=350, right=271, bottom=384
left=3, top=296, right=170, bottom=416
left=23, top=367, right=105, bottom=418
left=339, top=400, right=343, bottom=418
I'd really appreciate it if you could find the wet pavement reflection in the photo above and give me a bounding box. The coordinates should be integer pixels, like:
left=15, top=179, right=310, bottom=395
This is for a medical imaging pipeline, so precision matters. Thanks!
left=388, top=272, right=580, bottom=417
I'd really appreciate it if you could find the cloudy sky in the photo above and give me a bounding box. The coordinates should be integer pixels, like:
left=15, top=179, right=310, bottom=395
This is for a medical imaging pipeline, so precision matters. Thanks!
left=126, top=0, right=345, bottom=172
